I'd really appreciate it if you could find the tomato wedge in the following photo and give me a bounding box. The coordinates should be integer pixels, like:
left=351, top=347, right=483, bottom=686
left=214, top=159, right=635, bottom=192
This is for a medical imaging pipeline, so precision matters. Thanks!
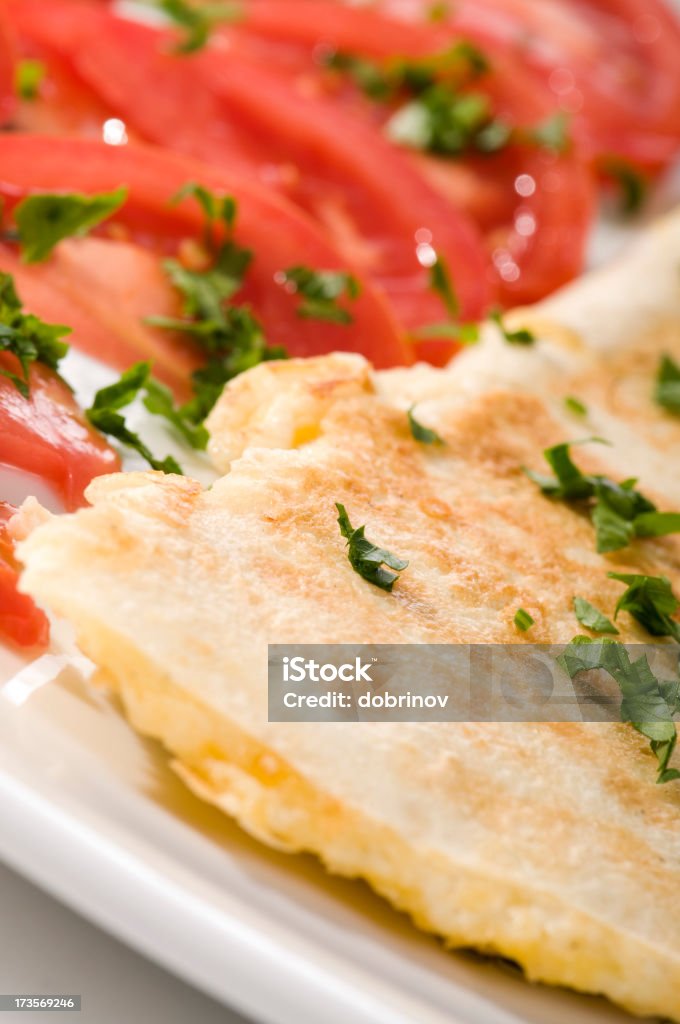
left=0, top=502, right=49, bottom=649
left=9, top=0, right=490, bottom=350
left=0, top=134, right=410, bottom=370
left=0, top=354, right=121, bottom=510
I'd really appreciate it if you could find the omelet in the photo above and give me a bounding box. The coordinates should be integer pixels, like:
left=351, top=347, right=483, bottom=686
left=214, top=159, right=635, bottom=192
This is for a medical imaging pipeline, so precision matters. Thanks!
left=17, top=210, right=680, bottom=1020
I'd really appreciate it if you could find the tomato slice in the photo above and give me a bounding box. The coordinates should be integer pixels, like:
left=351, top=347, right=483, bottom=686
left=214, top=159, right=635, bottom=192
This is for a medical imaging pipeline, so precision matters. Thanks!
left=375, top=0, right=680, bottom=173
left=0, top=502, right=49, bottom=649
left=0, top=134, right=411, bottom=370
left=233, top=0, right=596, bottom=305
left=9, top=1, right=490, bottom=349
left=0, top=240, right=203, bottom=401
left=0, top=355, right=121, bottom=510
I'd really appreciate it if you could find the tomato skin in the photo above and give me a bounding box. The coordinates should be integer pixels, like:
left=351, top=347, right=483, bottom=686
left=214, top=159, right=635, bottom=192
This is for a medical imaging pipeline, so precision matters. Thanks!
left=0, top=133, right=411, bottom=369
left=9, top=1, right=490, bottom=346
left=374, top=0, right=680, bottom=173
left=225, top=0, right=597, bottom=305
left=0, top=355, right=121, bottom=511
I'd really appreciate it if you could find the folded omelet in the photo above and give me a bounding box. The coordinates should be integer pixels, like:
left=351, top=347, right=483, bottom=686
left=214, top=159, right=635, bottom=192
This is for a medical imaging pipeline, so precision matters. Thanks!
left=18, top=210, right=680, bottom=1020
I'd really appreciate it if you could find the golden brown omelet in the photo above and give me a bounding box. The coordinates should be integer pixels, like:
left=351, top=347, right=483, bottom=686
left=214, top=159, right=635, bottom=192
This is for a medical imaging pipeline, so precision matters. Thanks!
left=17, top=211, right=680, bottom=1020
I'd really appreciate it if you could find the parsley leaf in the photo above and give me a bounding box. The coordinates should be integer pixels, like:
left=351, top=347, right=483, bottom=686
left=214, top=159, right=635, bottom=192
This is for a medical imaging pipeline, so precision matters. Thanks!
left=429, top=254, right=459, bottom=319
left=411, top=321, right=480, bottom=344
left=490, top=309, right=535, bottom=345
left=149, top=185, right=287, bottom=421
left=15, top=189, right=128, bottom=263
left=15, top=59, right=46, bottom=101
left=85, top=362, right=183, bottom=473
left=609, top=572, right=680, bottom=642
left=564, top=395, right=587, bottom=416
left=278, top=266, right=361, bottom=325
left=0, top=273, right=71, bottom=397
left=603, top=158, right=648, bottom=215
left=142, top=378, right=209, bottom=450
left=558, top=637, right=680, bottom=783
left=525, top=438, right=680, bottom=553
left=655, top=354, right=680, bottom=414
left=524, top=112, right=571, bottom=153
left=408, top=405, right=444, bottom=445
left=336, top=503, right=408, bottom=592
left=573, top=596, right=619, bottom=635
left=160, top=0, right=242, bottom=54
left=514, top=608, right=534, bottom=631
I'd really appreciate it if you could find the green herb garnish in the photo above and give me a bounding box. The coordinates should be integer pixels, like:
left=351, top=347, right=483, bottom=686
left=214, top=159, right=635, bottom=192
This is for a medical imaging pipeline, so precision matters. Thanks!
left=278, top=266, right=361, bottom=324
left=603, top=158, right=648, bottom=215
left=514, top=608, right=534, bottom=632
left=14, top=189, right=128, bottom=263
left=609, top=572, right=680, bottom=642
left=490, top=309, right=535, bottom=345
left=573, top=596, right=619, bottom=635
left=15, top=59, right=46, bottom=101
left=564, top=395, right=587, bottom=416
left=148, top=185, right=286, bottom=423
left=558, top=637, right=680, bottom=783
left=427, top=0, right=451, bottom=21
left=655, top=354, right=680, bottom=414
left=408, top=405, right=444, bottom=445
left=336, top=503, right=408, bottom=592
left=525, top=438, right=680, bottom=553
left=429, top=254, right=459, bottom=319
left=0, top=273, right=70, bottom=397
left=524, top=112, right=571, bottom=153
left=411, top=321, right=480, bottom=344
left=160, top=0, right=242, bottom=53
left=85, top=362, right=183, bottom=473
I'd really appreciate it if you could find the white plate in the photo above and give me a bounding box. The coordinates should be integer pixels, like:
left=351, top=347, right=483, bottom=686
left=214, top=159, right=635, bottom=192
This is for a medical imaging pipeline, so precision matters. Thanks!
left=2, top=100, right=680, bottom=1024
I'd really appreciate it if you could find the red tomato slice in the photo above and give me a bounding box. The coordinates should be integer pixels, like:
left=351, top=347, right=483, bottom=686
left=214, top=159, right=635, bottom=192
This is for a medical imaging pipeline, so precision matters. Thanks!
left=218, top=0, right=596, bottom=304
left=0, top=355, right=121, bottom=510
left=0, top=3, right=17, bottom=128
left=0, top=501, right=50, bottom=649
left=376, top=0, right=680, bottom=173
left=0, top=240, right=202, bottom=400
left=9, top=1, right=490, bottom=350
left=0, top=134, right=411, bottom=369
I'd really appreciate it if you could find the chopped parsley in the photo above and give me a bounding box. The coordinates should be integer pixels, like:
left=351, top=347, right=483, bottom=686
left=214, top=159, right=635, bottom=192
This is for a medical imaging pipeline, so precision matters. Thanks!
left=336, top=503, right=408, bottom=592
left=558, top=637, right=680, bottom=783
left=490, top=308, right=535, bottom=345
left=327, top=46, right=571, bottom=159
left=15, top=59, right=46, bottom=101
left=147, top=184, right=286, bottom=423
left=408, top=405, right=444, bottom=445
left=14, top=189, right=128, bottom=263
left=602, top=158, right=648, bottom=216
left=429, top=254, right=459, bottom=319
left=427, top=0, right=451, bottom=21
left=160, top=0, right=242, bottom=53
left=85, top=362, right=183, bottom=473
left=0, top=273, right=70, bottom=397
left=525, top=438, right=680, bottom=553
left=573, top=596, right=619, bottom=635
left=609, top=572, right=680, bottom=642
left=513, top=608, right=534, bottom=632
left=564, top=395, right=587, bottom=416
left=655, top=353, right=680, bottom=414
left=277, top=266, right=361, bottom=324
left=523, top=112, right=571, bottom=154
left=411, top=320, right=479, bottom=344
